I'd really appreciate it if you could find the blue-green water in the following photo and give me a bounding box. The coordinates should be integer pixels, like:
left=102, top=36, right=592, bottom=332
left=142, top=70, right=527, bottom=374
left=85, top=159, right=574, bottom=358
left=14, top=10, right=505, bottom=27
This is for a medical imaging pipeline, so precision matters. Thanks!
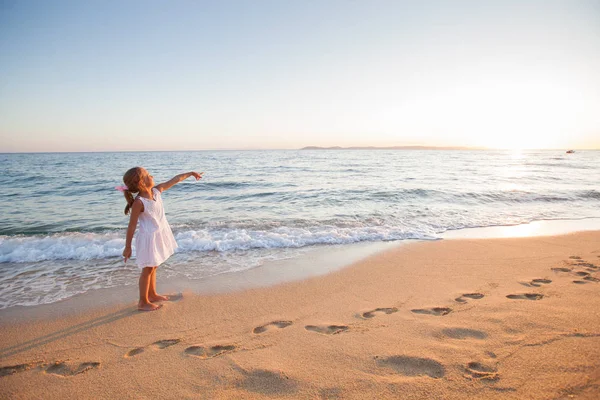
left=0, top=150, right=599, bottom=308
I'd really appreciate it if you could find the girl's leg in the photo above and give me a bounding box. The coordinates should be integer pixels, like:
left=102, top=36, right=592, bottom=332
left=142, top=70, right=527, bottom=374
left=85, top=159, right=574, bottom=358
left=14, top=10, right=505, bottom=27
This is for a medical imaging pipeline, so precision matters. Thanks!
left=139, top=267, right=161, bottom=311
left=148, top=267, right=168, bottom=302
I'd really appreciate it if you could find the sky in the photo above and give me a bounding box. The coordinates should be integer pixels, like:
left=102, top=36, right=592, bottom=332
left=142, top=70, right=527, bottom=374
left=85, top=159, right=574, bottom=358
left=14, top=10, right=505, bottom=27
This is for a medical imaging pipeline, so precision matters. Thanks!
left=1, top=0, right=599, bottom=152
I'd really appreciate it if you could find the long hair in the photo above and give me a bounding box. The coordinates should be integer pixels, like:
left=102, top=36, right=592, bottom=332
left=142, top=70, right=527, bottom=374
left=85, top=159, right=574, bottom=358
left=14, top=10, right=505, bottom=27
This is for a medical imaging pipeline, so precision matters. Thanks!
left=122, top=167, right=144, bottom=215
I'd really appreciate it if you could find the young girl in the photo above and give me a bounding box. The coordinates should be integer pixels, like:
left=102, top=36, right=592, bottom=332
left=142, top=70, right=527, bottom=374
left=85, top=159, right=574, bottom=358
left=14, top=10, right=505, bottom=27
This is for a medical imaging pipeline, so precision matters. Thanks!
left=120, top=167, right=202, bottom=311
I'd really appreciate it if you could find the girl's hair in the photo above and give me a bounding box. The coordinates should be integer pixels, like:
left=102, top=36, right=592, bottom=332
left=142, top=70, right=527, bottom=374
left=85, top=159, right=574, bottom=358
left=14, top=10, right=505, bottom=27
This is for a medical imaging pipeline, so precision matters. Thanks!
left=122, top=167, right=145, bottom=215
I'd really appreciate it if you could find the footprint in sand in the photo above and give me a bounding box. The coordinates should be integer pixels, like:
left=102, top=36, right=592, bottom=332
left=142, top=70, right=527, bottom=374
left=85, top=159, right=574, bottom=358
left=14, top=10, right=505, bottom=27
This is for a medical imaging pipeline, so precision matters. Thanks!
left=126, top=348, right=145, bottom=357
left=464, top=362, right=499, bottom=381
left=573, top=276, right=600, bottom=284
left=305, top=325, right=349, bottom=335
left=532, top=278, right=552, bottom=284
left=0, top=363, right=38, bottom=377
left=520, top=278, right=552, bottom=287
left=375, top=355, right=445, bottom=378
left=125, top=339, right=181, bottom=358
left=154, top=339, right=180, bottom=348
left=441, top=328, right=488, bottom=340
left=411, top=307, right=452, bottom=316
left=253, top=320, right=293, bottom=334
left=569, top=256, right=582, bottom=260
left=574, top=271, right=591, bottom=277
left=45, top=361, right=100, bottom=377
left=184, top=344, right=237, bottom=359
left=455, top=293, right=484, bottom=303
left=575, top=262, right=598, bottom=270
left=551, top=267, right=572, bottom=273
left=361, top=307, right=399, bottom=319
left=506, top=293, right=543, bottom=300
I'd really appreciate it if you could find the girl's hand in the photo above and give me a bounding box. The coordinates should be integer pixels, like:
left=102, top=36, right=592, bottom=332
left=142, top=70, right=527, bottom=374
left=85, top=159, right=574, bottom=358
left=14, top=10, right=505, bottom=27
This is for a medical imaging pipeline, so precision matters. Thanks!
left=156, top=171, right=203, bottom=192
left=190, top=171, right=203, bottom=181
left=123, top=247, right=132, bottom=263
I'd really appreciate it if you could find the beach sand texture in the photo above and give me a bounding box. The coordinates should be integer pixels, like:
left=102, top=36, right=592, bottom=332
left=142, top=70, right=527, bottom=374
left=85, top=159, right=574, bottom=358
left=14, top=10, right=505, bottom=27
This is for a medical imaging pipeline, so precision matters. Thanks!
left=1, top=232, right=599, bottom=399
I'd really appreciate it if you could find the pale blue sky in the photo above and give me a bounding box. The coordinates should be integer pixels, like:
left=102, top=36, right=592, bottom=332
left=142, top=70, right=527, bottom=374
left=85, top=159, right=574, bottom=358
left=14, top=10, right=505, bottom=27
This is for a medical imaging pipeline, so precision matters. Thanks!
left=1, top=0, right=599, bottom=151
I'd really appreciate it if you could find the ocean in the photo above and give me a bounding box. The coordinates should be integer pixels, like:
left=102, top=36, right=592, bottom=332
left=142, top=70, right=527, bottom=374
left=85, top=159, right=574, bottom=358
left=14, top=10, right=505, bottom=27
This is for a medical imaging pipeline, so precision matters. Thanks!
left=0, top=149, right=598, bottom=309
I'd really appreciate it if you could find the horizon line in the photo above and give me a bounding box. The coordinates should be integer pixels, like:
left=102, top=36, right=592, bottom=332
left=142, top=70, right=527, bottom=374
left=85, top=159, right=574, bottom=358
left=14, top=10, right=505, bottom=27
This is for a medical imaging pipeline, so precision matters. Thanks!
left=0, top=146, right=596, bottom=154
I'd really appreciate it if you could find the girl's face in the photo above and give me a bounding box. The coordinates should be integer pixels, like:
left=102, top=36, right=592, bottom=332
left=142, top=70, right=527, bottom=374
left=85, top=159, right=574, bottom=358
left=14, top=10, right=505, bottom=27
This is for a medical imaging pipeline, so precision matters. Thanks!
left=140, top=169, right=155, bottom=189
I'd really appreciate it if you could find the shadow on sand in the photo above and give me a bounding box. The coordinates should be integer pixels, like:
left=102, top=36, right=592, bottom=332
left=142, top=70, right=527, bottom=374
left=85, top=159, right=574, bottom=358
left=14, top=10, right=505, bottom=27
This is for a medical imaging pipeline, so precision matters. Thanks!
left=0, top=307, right=137, bottom=359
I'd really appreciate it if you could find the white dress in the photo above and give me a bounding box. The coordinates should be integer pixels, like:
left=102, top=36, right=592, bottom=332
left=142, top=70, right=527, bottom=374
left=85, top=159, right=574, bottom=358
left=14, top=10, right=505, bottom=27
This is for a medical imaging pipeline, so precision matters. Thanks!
left=135, top=188, right=178, bottom=268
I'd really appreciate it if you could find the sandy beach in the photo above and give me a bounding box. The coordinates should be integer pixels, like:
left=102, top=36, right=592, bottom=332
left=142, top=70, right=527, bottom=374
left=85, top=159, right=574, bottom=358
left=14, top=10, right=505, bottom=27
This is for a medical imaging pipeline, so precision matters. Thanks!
left=3, top=1, right=599, bottom=398
left=1, top=231, right=600, bottom=399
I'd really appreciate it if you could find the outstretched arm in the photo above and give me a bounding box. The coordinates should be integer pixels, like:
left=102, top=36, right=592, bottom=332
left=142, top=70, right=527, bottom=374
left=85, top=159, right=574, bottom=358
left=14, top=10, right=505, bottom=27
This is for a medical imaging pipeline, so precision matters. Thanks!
left=155, top=171, right=203, bottom=193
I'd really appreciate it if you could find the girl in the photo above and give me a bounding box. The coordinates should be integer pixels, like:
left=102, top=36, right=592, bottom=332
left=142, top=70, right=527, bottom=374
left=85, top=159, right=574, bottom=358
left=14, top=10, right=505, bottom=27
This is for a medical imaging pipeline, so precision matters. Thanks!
left=120, top=167, right=202, bottom=311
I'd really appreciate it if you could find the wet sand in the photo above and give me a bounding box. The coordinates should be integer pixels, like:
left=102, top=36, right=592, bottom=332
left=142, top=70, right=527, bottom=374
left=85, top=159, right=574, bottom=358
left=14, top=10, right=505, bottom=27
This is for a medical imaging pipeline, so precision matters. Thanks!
left=1, top=231, right=600, bottom=399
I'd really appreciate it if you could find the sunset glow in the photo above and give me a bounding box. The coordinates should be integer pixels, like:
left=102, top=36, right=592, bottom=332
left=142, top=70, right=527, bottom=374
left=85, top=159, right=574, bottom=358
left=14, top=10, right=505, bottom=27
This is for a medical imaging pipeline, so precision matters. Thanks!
left=0, top=1, right=599, bottom=152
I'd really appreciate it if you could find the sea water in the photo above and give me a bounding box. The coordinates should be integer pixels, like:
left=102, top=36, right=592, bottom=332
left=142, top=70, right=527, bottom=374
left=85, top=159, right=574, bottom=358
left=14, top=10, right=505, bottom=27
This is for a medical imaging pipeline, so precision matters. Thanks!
left=0, top=149, right=598, bottom=308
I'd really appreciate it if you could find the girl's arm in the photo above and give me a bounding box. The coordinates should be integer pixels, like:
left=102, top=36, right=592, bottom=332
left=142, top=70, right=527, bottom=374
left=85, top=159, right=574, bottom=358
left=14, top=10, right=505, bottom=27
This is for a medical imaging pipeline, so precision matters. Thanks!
left=122, top=199, right=143, bottom=263
left=155, top=171, right=203, bottom=193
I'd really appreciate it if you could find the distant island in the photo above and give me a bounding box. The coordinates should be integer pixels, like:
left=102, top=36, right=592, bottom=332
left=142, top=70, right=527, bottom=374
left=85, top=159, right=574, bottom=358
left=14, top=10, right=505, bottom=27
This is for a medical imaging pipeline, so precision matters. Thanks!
left=300, top=145, right=485, bottom=150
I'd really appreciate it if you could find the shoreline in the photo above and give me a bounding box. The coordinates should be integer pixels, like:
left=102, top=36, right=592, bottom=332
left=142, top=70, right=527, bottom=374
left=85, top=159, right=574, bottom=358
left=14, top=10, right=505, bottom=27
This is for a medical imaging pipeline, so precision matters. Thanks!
left=1, top=231, right=599, bottom=398
left=440, top=217, right=600, bottom=239
left=0, top=240, right=400, bottom=323
left=2, top=217, right=600, bottom=322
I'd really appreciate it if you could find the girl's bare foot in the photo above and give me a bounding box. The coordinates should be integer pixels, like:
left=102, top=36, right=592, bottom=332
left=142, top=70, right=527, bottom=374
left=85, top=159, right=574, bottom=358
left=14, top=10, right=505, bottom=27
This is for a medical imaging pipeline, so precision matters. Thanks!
left=148, top=294, right=169, bottom=302
left=138, top=302, right=162, bottom=312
